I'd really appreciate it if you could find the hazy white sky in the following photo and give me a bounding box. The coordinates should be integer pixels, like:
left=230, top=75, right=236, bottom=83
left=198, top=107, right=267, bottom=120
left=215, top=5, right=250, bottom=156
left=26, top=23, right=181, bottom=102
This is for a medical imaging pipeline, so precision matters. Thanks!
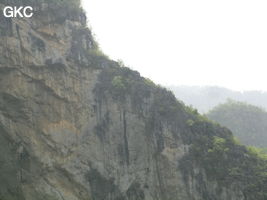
left=82, top=0, right=267, bottom=91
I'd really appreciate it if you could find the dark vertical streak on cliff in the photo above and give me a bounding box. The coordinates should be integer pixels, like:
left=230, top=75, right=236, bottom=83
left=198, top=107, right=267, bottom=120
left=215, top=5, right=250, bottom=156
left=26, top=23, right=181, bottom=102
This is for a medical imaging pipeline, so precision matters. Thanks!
left=15, top=24, right=23, bottom=65
left=123, top=110, right=129, bottom=166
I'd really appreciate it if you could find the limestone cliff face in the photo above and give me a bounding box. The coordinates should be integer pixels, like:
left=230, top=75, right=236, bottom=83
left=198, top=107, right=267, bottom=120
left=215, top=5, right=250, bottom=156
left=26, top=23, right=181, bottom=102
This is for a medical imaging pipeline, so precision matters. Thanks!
left=0, top=1, right=265, bottom=200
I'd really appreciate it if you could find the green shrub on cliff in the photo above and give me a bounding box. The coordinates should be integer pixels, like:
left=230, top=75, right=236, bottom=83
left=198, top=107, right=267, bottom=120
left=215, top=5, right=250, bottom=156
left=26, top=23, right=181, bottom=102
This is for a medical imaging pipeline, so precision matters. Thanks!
left=180, top=118, right=267, bottom=199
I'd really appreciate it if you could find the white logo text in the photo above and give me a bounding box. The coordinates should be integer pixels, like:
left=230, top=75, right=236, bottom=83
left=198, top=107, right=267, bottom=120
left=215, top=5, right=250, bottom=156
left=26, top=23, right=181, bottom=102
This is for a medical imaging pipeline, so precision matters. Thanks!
left=3, top=6, right=33, bottom=18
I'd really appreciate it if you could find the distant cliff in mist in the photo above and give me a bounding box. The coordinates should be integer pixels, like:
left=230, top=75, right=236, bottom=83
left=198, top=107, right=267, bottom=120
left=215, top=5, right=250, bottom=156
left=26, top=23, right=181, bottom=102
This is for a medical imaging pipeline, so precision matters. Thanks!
left=207, top=100, right=267, bottom=148
left=169, top=86, right=267, bottom=113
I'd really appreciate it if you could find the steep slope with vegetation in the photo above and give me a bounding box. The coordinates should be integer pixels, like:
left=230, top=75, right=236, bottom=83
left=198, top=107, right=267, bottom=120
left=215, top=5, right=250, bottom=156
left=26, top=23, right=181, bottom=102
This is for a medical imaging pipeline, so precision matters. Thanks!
left=0, top=0, right=267, bottom=200
left=207, top=100, right=267, bottom=148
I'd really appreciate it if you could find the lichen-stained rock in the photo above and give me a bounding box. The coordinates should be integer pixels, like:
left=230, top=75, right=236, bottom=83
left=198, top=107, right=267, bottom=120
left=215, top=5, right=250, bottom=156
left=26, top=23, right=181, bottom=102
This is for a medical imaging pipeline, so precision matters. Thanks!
left=0, top=1, right=266, bottom=200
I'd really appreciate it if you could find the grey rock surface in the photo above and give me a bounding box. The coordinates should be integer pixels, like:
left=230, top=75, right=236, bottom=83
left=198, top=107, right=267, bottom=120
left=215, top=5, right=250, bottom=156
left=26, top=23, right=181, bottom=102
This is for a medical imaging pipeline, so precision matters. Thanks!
left=0, top=1, right=255, bottom=200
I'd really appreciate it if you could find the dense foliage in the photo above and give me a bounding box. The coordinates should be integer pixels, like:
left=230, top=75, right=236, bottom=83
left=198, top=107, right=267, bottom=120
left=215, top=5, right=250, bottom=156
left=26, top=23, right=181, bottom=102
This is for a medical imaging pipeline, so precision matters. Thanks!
left=180, top=117, right=267, bottom=199
left=207, top=100, right=267, bottom=148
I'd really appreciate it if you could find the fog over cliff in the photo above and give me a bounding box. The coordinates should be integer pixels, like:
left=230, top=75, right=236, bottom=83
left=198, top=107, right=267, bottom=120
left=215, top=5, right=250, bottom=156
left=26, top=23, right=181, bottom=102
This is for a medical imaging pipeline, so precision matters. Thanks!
left=169, top=85, right=267, bottom=113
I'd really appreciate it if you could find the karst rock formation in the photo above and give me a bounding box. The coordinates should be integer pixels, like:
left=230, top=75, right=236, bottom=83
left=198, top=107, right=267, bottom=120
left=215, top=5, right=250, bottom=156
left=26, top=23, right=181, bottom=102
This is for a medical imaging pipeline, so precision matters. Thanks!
left=0, top=1, right=266, bottom=200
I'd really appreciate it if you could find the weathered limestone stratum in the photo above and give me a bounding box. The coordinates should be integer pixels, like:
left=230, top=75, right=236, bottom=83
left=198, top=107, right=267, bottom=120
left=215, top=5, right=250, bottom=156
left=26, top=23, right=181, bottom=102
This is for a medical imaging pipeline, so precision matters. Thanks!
left=0, top=1, right=265, bottom=200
